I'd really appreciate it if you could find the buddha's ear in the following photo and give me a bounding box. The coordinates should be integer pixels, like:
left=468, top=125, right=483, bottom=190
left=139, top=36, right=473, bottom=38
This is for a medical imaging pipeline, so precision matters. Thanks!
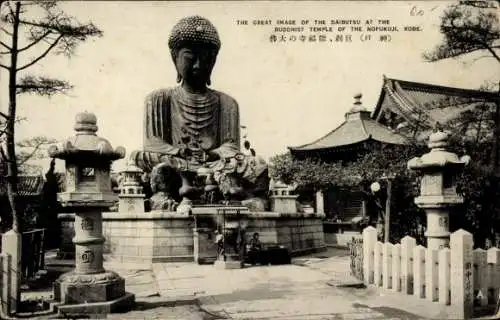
left=206, top=78, right=211, bottom=86
left=176, top=73, right=182, bottom=83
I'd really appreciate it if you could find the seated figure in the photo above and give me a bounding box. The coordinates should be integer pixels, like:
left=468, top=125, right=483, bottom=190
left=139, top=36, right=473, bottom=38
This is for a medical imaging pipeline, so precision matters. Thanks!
left=129, top=16, right=269, bottom=210
left=246, top=232, right=263, bottom=265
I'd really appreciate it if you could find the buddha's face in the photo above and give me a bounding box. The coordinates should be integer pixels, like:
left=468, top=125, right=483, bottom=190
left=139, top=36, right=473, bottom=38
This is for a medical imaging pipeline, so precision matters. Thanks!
left=175, top=44, right=217, bottom=88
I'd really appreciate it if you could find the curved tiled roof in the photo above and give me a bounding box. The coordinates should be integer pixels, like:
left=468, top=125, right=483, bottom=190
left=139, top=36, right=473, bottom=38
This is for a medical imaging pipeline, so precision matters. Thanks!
left=0, top=175, right=45, bottom=197
left=372, top=77, right=499, bottom=129
left=289, top=95, right=409, bottom=152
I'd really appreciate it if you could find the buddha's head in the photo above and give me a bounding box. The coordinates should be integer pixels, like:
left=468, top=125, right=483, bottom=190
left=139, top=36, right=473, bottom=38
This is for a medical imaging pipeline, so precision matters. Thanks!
left=168, top=16, right=221, bottom=90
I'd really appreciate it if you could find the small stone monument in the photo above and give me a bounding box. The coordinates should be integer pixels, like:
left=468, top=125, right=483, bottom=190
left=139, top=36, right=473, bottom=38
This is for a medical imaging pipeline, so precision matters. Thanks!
left=269, top=180, right=298, bottom=213
left=408, top=128, right=470, bottom=250
left=48, top=112, right=135, bottom=315
left=118, top=163, right=145, bottom=213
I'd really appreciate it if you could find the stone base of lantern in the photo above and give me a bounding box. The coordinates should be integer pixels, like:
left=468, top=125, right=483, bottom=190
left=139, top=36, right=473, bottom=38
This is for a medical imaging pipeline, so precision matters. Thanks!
left=53, top=270, right=135, bottom=316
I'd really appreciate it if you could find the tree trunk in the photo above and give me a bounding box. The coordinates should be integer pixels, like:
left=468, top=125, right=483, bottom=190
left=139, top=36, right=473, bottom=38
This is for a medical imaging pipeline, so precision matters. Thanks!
left=491, top=99, right=500, bottom=171
left=7, top=2, right=20, bottom=232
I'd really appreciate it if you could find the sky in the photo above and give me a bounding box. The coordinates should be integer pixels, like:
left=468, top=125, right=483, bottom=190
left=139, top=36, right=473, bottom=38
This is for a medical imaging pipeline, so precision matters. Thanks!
left=1, top=1, right=499, bottom=173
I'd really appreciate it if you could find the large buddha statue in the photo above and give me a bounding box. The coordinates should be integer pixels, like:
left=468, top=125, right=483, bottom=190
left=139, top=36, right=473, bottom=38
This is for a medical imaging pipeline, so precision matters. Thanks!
left=130, top=16, right=269, bottom=210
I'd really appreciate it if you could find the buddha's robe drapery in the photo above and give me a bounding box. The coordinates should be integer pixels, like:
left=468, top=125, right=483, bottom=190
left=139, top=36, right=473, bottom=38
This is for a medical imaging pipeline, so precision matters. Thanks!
left=129, top=86, right=267, bottom=187
left=130, top=87, right=240, bottom=171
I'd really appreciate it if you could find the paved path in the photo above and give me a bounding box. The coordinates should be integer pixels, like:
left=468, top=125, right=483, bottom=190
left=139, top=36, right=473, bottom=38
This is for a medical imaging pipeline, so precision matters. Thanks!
left=40, top=248, right=461, bottom=319
left=107, top=249, right=441, bottom=320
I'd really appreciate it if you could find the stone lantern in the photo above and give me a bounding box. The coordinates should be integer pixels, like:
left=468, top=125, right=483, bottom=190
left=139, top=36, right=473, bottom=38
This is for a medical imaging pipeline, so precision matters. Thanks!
left=118, top=162, right=145, bottom=213
left=407, top=129, right=470, bottom=250
left=48, top=111, right=135, bottom=315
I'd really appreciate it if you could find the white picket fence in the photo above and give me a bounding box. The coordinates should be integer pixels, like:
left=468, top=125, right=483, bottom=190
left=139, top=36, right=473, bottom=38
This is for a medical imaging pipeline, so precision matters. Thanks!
left=0, top=253, right=12, bottom=316
left=362, top=226, right=500, bottom=319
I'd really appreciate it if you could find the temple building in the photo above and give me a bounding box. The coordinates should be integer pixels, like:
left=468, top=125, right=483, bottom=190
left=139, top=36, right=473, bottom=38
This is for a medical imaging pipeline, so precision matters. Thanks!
left=288, top=77, right=499, bottom=245
left=372, top=76, right=500, bottom=142
left=0, top=174, right=46, bottom=234
left=288, top=93, right=409, bottom=231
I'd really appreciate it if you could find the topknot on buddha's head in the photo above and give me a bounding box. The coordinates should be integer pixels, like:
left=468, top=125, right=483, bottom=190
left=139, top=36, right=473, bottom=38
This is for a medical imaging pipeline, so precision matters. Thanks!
left=168, top=16, right=221, bottom=56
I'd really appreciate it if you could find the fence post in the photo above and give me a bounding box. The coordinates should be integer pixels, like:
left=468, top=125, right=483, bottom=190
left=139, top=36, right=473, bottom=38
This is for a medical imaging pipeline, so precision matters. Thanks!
left=383, top=243, right=393, bottom=289
left=426, top=248, right=439, bottom=302
left=473, top=248, right=488, bottom=306
left=401, top=236, right=416, bottom=294
left=1, top=253, right=12, bottom=316
left=450, top=229, right=474, bottom=320
left=1, top=230, right=21, bottom=315
left=363, top=227, right=377, bottom=285
left=392, top=243, right=401, bottom=292
left=487, top=247, right=500, bottom=305
left=413, top=245, right=426, bottom=299
left=374, top=241, right=383, bottom=287
left=438, top=248, right=451, bottom=305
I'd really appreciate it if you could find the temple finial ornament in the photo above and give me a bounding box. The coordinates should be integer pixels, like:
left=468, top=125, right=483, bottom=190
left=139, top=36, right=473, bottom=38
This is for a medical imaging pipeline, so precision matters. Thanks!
left=351, top=93, right=365, bottom=112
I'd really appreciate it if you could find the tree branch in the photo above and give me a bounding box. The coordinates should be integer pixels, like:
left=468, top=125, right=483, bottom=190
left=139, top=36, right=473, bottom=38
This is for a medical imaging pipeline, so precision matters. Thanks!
left=483, top=42, right=500, bottom=62
left=0, top=111, right=8, bottom=119
left=18, top=30, right=51, bottom=53
left=0, top=40, right=11, bottom=51
left=16, top=34, right=63, bottom=71
left=0, top=63, right=9, bottom=70
left=17, top=145, right=42, bottom=166
left=1, top=27, right=13, bottom=36
left=16, top=75, right=73, bottom=96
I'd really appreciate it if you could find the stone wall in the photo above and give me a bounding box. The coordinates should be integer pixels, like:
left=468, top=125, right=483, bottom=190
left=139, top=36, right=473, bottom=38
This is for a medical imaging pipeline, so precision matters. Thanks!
left=245, top=212, right=326, bottom=256
left=58, top=211, right=326, bottom=264
left=102, top=211, right=193, bottom=263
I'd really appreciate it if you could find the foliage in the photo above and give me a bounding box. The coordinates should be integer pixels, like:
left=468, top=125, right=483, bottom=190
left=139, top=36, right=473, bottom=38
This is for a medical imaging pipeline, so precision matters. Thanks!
left=270, top=142, right=428, bottom=243
left=0, top=0, right=102, bottom=232
left=270, top=143, right=426, bottom=192
left=450, top=135, right=500, bottom=247
left=422, top=0, right=500, bottom=247
left=423, top=1, right=500, bottom=63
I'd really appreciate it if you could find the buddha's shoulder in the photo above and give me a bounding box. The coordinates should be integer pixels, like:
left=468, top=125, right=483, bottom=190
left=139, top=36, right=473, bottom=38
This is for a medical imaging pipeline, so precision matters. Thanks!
left=211, top=89, right=239, bottom=109
left=144, top=88, right=174, bottom=102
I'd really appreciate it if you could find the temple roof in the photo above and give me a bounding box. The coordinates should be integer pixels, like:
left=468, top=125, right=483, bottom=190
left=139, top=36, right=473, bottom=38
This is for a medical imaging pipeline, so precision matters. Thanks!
left=289, top=94, right=409, bottom=153
left=372, top=77, right=499, bottom=130
left=0, top=175, right=45, bottom=197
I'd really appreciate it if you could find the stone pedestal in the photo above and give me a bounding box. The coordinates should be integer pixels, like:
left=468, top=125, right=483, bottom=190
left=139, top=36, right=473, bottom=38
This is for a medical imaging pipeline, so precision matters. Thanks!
left=53, top=271, right=134, bottom=315
left=119, top=192, right=145, bottom=213
left=53, top=211, right=134, bottom=314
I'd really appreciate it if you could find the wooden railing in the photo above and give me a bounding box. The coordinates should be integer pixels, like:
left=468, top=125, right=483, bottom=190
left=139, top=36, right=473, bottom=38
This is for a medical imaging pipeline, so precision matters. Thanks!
left=349, top=237, right=364, bottom=281
left=362, top=226, right=500, bottom=319
left=21, top=228, right=45, bottom=282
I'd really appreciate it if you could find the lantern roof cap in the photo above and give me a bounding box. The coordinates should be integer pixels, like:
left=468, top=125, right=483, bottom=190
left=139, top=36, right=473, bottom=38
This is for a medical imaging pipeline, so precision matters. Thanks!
left=48, top=111, right=125, bottom=161
left=121, top=161, right=143, bottom=174
left=407, top=129, right=470, bottom=170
